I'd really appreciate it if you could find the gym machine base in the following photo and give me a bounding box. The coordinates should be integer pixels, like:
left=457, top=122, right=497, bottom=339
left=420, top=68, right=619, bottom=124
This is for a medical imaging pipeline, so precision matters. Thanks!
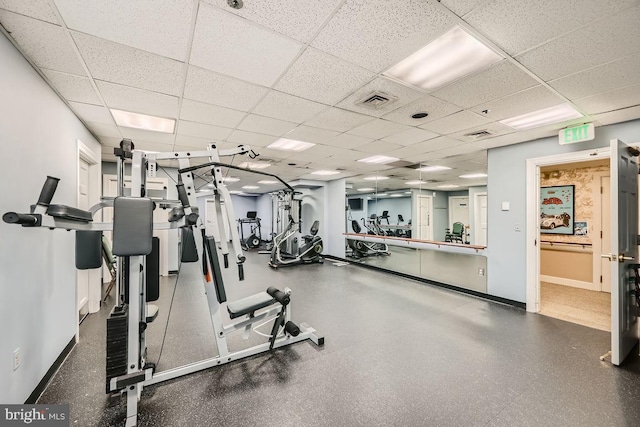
left=3, top=141, right=324, bottom=427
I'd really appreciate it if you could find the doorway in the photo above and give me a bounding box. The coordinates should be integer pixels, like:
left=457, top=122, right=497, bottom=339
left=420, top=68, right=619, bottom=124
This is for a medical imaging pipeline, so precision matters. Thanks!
left=474, top=192, right=487, bottom=246
left=448, top=196, right=469, bottom=228
left=416, top=195, right=433, bottom=240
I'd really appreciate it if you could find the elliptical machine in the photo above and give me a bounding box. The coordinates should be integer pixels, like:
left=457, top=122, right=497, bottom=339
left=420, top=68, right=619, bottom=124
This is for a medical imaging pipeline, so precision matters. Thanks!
left=269, top=190, right=323, bottom=268
left=346, top=218, right=390, bottom=258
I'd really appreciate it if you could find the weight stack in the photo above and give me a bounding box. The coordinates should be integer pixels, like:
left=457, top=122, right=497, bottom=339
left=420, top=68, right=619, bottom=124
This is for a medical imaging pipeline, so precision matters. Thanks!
left=106, top=305, right=128, bottom=393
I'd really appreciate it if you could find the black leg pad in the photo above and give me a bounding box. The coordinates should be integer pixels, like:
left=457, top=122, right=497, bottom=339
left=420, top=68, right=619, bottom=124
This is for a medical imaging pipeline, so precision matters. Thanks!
left=76, top=231, right=102, bottom=269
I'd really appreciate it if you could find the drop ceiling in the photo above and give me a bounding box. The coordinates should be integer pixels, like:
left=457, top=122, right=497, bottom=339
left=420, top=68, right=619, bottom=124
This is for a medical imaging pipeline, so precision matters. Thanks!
left=1, top=0, right=639, bottom=195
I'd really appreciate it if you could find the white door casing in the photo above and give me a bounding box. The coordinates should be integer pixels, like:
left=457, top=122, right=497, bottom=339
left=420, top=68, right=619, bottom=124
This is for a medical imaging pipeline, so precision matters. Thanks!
left=417, top=195, right=433, bottom=240
left=77, top=158, right=90, bottom=316
left=474, top=193, right=488, bottom=246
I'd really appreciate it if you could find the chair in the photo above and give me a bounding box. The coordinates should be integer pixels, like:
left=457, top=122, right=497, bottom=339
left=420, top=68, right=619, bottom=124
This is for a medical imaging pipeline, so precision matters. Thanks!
left=445, top=222, right=465, bottom=243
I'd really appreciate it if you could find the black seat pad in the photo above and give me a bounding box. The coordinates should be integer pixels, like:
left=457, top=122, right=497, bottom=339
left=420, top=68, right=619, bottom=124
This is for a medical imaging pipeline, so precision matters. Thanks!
left=47, top=204, right=93, bottom=222
left=227, top=292, right=275, bottom=319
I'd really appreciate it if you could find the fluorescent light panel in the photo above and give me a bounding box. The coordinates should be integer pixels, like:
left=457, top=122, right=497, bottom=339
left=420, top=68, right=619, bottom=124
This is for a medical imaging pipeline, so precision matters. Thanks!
left=499, top=104, right=583, bottom=130
left=438, top=184, right=459, bottom=188
left=357, top=155, right=399, bottom=164
left=363, top=176, right=389, bottom=181
left=111, top=109, right=175, bottom=133
left=238, top=161, right=271, bottom=169
left=258, top=180, right=278, bottom=184
left=406, top=180, right=427, bottom=185
left=311, top=170, right=340, bottom=176
left=242, top=185, right=259, bottom=189
left=222, top=177, right=240, bottom=183
left=357, top=187, right=375, bottom=192
left=390, top=194, right=404, bottom=198
left=459, top=173, right=487, bottom=179
left=268, top=138, right=315, bottom=152
left=418, top=165, right=451, bottom=172
left=384, top=26, right=502, bottom=91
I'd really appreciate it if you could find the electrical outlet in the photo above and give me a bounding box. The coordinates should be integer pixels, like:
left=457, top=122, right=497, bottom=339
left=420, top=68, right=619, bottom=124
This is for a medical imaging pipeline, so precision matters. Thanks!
left=13, top=348, right=20, bottom=371
left=478, top=268, right=485, bottom=276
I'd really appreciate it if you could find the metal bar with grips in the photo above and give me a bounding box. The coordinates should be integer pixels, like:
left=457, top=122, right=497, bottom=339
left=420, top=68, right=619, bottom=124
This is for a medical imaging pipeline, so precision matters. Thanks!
left=37, top=176, right=60, bottom=207
left=266, top=286, right=290, bottom=306
left=178, top=162, right=295, bottom=192
left=2, top=212, right=41, bottom=226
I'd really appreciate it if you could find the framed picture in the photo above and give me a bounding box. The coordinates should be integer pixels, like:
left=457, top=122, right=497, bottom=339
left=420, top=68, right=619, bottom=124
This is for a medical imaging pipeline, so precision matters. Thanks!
left=540, top=185, right=574, bottom=235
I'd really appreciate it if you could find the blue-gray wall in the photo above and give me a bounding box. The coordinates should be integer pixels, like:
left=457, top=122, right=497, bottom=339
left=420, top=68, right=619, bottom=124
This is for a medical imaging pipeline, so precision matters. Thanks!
left=487, top=119, right=640, bottom=302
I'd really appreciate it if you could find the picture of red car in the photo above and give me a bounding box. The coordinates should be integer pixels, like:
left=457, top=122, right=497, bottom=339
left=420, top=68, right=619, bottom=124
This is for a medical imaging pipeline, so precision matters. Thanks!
left=542, top=197, right=563, bottom=205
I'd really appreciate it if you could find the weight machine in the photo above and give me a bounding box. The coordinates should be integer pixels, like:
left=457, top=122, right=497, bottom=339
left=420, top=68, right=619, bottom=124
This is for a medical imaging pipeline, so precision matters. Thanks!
left=3, top=140, right=323, bottom=427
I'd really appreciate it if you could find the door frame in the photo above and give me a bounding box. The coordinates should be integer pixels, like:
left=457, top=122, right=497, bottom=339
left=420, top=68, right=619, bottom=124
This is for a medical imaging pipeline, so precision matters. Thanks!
left=415, top=194, right=434, bottom=240
left=592, top=171, right=611, bottom=293
left=525, top=146, right=611, bottom=313
left=77, top=139, right=101, bottom=316
left=473, top=192, right=488, bottom=246
left=448, top=195, right=470, bottom=228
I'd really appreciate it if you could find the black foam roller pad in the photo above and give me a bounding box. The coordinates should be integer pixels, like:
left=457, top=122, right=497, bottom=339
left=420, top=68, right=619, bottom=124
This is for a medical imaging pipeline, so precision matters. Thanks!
left=76, top=231, right=103, bottom=270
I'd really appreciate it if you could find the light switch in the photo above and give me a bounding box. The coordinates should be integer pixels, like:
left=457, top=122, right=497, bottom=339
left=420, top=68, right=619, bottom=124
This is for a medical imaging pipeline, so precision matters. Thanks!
left=515, top=223, right=521, bottom=232
left=501, top=202, right=510, bottom=211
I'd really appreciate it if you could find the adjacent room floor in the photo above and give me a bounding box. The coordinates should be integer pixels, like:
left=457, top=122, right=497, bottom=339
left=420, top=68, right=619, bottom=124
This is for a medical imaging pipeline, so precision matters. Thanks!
left=539, top=281, right=611, bottom=332
left=39, top=253, right=640, bottom=426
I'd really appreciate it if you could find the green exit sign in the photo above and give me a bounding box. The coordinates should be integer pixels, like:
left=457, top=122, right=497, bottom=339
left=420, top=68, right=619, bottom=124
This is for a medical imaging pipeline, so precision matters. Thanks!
left=559, top=123, right=594, bottom=145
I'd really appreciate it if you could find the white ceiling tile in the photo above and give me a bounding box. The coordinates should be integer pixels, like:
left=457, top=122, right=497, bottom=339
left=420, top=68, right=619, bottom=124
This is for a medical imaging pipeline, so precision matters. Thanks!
left=420, top=136, right=467, bottom=152
left=448, top=122, right=515, bottom=143
left=592, top=105, right=640, bottom=127
left=172, top=144, right=210, bottom=153
left=118, top=127, right=175, bottom=145
left=347, top=119, right=412, bottom=139
left=237, top=114, right=297, bottom=137
left=384, top=143, right=439, bottom=160
left=312, top=0, right=455, bottom=72
left=53, top=0, right=194, bottom=60
left=352, top=140, right=403, bottom=154
left=516, top=4, right=640, bottom=81
left=304, top=107, right=373, bottom=132
left=336, top=77, right=425, bottom=117
left=184, top=66, right=269, bottom=112
left=86, top=121, right=120, bottom=138
left=440, top=0, right=483, bottom=17
left=0, top=0, right=60, bottom=24
left=203, top=0, right=342, bottom=43
left=431, top=60, right=538, bottom=108
left=180, top=99, right=246, bottom=128
left=465, top=0, right=637, bottom=56
left=319, top=134, right=374, bottom=149
left=190, top=4, right=302, bottom=87
left=476, top=127, right=557, bottom=150
left=419, top=110, right=491, bottom=134
left=68, top=101, right=114, bottom=125
left=284, top=125, right=340, bottom=144
left=574, top=83, right=640, bottom=115
left=252, top=148, right=290, bottom=161
left=274, top=48, right=375, bottom=105
left=0, top=11, right=85, bottom=75
left=177, top=120, right=233, bottom=140
left=382, top=128, right=439, bottom=146
left=100, top=137, right=121, bottom=147
left=253, top=91, right=328, bottom=124
left=548, top=55, right=640, bottom=100
left=470, top=85, right=565, bottom=121
left=41, top=69, right=101, bottom=104
left=326, top=148, right=377, bottom=162
left=226, top=130, right=279, bottom=147
left=174, top=134, right=213, bottom=149
left=430, top=142, right=484, bottom=158
left=72, top=32, right=184, bottom=96
left=96, top=80, right=179, bottom=117
left=382, top=95, right=463, bottom=125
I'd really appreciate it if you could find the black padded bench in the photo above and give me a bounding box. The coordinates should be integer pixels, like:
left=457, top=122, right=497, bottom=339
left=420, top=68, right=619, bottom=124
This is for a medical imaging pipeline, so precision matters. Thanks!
left=47, top=204, right=93, bottom=222
left=227, top=292, right=275, bottom=319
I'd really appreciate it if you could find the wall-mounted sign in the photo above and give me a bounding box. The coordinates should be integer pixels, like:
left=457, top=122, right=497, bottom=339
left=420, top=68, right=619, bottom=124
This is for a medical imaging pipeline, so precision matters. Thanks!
left=559, top=123, right=594, bottom=145
left=540, top=185, right=575, bottom=235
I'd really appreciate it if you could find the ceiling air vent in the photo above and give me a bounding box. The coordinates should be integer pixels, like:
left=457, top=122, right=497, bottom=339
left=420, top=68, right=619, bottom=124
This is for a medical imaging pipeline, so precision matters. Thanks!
left=463, top=130, right=493, bottom=139
left=356, top=91, right=398, bottom=110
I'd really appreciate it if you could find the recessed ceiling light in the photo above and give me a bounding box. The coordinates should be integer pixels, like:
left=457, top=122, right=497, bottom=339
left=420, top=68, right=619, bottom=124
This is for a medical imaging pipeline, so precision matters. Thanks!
left=357, top=187, right=375, bottom=192
left=242, top=185, right=259, bottom=189
left=406, top=180, right=427, bottom=185
left=438, top=184, right=459, bottom=189
left=390, top=194, right=404, bottom=198
left=411, top=112, right=429, bottom=119
left=238, top=161, right=271, bottom=169
left=311, top=170, right=341, bottom=176
left=405, top=191, right=412, bottom=194
left=384, top=26, right=502, bottom=91
left=222, top=177, right=240, bottom=183
left=268, top=137, right=315, bottom=152
left=459, top=173, right=487, bottom=179
left=363, top=176, right=389, bottom=181
left=376, top=193, right=388, bottom=197
left=357, top=155, right=399, bottom=164
left=499, top=103, right=583, bottom=130
left=258, top=180, right=278, bottom=184
left=417, top=165, right=451, bottom=172
left=111, top=109, right=176, bottom=133
left=229, top=190, right=243, bottom=194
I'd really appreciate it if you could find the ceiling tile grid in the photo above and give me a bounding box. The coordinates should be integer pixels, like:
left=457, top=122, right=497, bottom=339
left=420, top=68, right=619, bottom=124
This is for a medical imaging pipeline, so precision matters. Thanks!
left=41, top=69, right=101, bottom=104
left=470, top=85, right=565, bottom=121
left=190, top=3, right=303, bottom=87
left=284, top=125, right=340, bottom=144
left=382, top=95, right=463, bottom=125
left=53, top=0, right=194, bottom=61
left=440, top=0, right=484, bottom=17
left=274, top=47, right=376, bottom=105
left=180, top=99, right=246, bottom=128
left=72, top=32, right=185, bottom=96
left=0, top=10, right=86, bottom=75
left=225, top=129, right=279, bottom=147
left=68, top=101, right=114, bottom=125
left=311, top=0, right=456, bottom=72
left=574, top=83, right=640, bottom=115
left=95, top=80, right=179, bottom=118
left=237, top=114, right=298, bottom=136
left=303, top=107, right=374, bottom=132
left=203, top=0, right=344, bottom=43
left=252, top=90, right=328, bottom=124
left=335, top=77, right=426, bottom=118
left=419, top=110, right=492, bottom=134
left=183, top=66, right=269, bottom=111
left=347, top=119, right=412, bottom=139
left=381, top=128, right=439, bottom=146
left=352, top=139, right=403, bottom=154
left=0, top=0, right=60, bottom=24
left=177, top=120, right=234, bottom=140
left=319, top=133, right=374, bottom=149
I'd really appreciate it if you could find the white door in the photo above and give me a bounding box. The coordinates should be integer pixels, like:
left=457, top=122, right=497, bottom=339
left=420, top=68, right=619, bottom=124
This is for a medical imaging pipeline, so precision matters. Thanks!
left=601, top=176, right=611, bottom=293
left=474, top=193, right=488, bottom=246
left=77, top=159, right=90, bottom=318
left=417, top=195, right=433, bottom=240
left=608, top=139, right=639, bottom=366
left=449, top=196, right=469, bottom=227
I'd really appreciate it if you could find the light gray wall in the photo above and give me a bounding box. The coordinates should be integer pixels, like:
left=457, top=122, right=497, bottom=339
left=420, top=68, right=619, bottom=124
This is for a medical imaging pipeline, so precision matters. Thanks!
left=487, top=119, right=640, bottom=302
left=0, top=34, right=101, bottom=403
left=367, top=197, right=412, bottom=225
left=299, top=187, right=326, bottom=245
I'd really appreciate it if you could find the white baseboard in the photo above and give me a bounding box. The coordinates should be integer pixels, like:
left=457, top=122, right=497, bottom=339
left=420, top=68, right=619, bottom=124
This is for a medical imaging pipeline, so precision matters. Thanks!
left=540, top=274, right=598, bottom=291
